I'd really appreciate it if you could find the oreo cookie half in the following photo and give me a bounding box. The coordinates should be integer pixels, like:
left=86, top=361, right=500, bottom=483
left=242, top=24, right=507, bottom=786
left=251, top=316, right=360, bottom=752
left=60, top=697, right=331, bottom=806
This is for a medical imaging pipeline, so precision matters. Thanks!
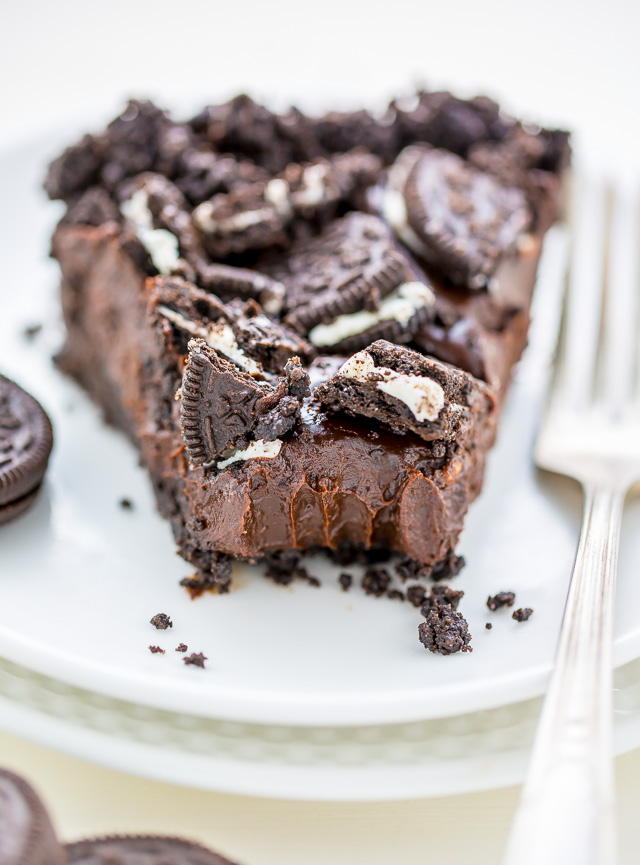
left=0, top=768, right=65, bottom=865
left=152, top=276, right=311, bottom=378
left=65, top=834, right=240, bottom=864
left=315, top=339, right=491, bottom=443
left=180, top=339, right=308, bottom=468
left=383, top=144, right=532, bottom=289
left=273, top=212, right=437, bottom=353
left=0, top=375, right=53, bottom=515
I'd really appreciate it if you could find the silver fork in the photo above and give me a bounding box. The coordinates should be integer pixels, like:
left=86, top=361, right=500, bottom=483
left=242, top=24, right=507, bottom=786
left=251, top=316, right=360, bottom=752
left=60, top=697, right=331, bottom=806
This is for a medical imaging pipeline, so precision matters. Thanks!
left=502, top=180, right=640, bottom=865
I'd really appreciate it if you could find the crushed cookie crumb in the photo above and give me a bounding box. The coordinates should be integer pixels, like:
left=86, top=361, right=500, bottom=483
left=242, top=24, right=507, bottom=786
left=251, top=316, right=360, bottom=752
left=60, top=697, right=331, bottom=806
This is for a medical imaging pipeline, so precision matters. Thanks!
left=386, top=589, right=405, bottom=601
left=23, top=323, right=43, bottom=341
left=512, top=607, right=533, bottom=622
left=361, top=567, right=392, bottom=597
left=119, top=498, right=134, bottom=510
left=148, top=645, right=165, bottom=654
left=175, top=643, right=188, bottom=652
left=420, top=585, right=464, bottom=616
left=183, top=652, right=207, bottom=668
left=395, top=552, right=465, bottom=583
left=485, top=622, right=492, bottom=630
left=150, top=613, right=173, bottom=630
left=418, top=605, right=472, bottom=655
left=487, top=591, right=516, bottom=611
left=406, top=584, right=427, bottom=607
left=338, top=573, right=353, bottom=591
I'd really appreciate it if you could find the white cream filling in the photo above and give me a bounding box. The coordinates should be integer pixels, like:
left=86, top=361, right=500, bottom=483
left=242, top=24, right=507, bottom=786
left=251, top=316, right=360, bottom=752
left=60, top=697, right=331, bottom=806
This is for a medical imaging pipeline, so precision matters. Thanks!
left=121, top=189, right=180, bottom=275
left=260, top=283, right=286, bottom=315
left=381, top=184, right=435, bottom=266
left=339, top=350, right=446, bottom=423
left=157, top=306, right=206, bottom=337
left=157, top=307, right=263, bottom=376
left=217, top=438, right=282, bottom=469
left=294, top=164, right=327, bottom=207
left=194, top=202, right=275, bottom=234
left=205, top=322, right=263, bottom=376
left=308, top=281, right=435, bottom=348
left=265, top=178, right=292, bottom=219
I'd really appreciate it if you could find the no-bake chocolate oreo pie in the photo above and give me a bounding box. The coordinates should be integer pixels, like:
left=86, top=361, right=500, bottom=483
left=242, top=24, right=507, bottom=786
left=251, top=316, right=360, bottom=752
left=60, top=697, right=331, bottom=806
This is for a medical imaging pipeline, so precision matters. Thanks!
left=45, top=92, right=569, bottom=650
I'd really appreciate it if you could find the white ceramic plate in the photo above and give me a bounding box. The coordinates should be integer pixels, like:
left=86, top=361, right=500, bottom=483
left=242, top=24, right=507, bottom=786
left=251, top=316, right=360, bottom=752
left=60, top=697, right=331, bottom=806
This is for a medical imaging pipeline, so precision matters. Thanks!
left=1, top=137, right=640, bottom=728
left=1, top=651, right=640, bottom=801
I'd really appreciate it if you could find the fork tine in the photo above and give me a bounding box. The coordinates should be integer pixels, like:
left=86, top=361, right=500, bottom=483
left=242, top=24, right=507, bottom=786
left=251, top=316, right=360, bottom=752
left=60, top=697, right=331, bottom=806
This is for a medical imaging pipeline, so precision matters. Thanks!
left=595, top=185, right=639, bottom=416
left=554, top=178, right=608, bottom=413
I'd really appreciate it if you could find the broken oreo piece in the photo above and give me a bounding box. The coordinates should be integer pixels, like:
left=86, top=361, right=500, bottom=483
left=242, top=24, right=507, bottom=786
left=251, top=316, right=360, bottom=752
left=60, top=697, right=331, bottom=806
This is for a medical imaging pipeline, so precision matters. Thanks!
left=315, top=339, right=490, bottom=443
left=383, top=144, right=532, bottom=289
left=487, top=591, right=516, bottom=611
left=194, top=181, right=289, bottom=258
left=271, top=212, right=437, bottom=352
left=180, top=339, right=307, bottom=468
left=153, top=277, right=310, bottom=377
left=66, top=835, right=239, bottom=864
left=0, top=768, right=65, bottom=865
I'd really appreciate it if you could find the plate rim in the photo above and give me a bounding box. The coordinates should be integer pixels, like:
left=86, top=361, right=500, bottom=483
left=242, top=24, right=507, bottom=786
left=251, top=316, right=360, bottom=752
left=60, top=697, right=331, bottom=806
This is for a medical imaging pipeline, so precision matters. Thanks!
left=1, top=651, right=640, bottom=801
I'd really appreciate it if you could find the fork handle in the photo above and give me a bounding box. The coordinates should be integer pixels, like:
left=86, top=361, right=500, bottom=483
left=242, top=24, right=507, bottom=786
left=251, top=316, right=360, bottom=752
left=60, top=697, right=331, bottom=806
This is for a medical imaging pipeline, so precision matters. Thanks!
left=502, top=483, right=626, bottom=865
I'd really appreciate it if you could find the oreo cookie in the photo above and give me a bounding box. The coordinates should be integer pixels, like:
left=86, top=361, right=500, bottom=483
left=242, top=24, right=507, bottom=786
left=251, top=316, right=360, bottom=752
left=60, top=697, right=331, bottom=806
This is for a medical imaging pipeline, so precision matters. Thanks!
left=383, top=144, right=532, bottom=289
left=315, top=339, right=490, bottom=443
left=268, top=213, right=437, bottom=353
left=65, top=834, right=240, bottom=864
left=177, top=149, right=270, bottom=206
left=180, top=339, right=309, bottom=468
left=193, top=181, right=289, bottom=258
left=193, top=151, right=382, bottom=259
left=120, top=174, right=287, bottom=310
left=152, top=277, right=311, bottom=378
left=0, top=486, right=42, bottom=527
left=0, top=376, right=53, bottom=521
left=0, top=768, right=65, bottom=865
left=197, top=263, right=285, bottom=315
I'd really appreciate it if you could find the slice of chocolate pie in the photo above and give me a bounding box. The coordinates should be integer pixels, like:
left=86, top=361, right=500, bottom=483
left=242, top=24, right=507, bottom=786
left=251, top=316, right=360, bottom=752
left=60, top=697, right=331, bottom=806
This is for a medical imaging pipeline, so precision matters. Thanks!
left=46, top=91, right=569, bottom=651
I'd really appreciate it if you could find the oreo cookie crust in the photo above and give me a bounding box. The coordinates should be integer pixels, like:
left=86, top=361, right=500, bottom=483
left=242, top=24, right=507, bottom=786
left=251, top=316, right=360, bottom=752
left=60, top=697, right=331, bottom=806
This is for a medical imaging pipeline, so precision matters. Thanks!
left=47, top=90, right=568, bottom=596
left=0, top=769, right=65, bottom=865
left=0, top=375, right=53, bottom=508
left=65, top=835, right=240, bottom=864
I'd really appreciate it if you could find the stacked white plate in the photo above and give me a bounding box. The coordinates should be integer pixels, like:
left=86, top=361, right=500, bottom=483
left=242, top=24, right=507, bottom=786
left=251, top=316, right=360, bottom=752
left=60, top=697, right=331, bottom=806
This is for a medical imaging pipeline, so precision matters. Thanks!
left=2, top=136, right=640, bottom=801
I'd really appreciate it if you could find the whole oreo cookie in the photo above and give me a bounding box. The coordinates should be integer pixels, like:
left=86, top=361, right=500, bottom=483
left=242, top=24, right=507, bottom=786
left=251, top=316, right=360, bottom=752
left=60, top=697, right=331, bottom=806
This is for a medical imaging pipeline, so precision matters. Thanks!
left=0, top=375, right=53, bottom=513
left=0, top=768, right=65, bottom=865
left=65, top=834, right=240, bottom=865
left=383, top=144, right=532, bottom=289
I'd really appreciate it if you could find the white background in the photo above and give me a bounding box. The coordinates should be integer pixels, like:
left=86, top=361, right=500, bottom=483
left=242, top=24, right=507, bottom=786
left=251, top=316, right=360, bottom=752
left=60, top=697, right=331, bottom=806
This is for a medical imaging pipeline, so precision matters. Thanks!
left=2, top=0, right=640, bottom=862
